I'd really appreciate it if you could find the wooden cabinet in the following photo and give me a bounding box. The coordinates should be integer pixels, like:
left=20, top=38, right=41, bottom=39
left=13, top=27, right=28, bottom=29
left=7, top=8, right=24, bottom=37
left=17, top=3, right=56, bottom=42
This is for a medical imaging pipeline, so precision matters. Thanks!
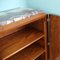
left=50, top=15, right=60, bottom=60
left=0, top=13, right=47, bottom=60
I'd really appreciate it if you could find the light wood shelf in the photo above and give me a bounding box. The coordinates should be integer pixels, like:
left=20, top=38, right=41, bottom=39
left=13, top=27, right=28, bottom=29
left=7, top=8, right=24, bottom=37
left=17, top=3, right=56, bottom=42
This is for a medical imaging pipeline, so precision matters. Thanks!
left=0, top=28, right=44, bottom=60
left=7, top=43, right=45, bottom=60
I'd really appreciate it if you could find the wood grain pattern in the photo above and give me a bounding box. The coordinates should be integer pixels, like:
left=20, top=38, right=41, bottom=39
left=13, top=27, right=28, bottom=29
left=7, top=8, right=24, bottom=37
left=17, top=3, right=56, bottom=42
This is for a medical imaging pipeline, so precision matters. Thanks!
left=50, top=15, right=60, bottom=60
left=0, top=28, right=44, bottom=60
left=43, top=17, right=48, bottom=60
left=7, top=43, right=45, bottom=60
left=0, top=12, right=47, bottom=60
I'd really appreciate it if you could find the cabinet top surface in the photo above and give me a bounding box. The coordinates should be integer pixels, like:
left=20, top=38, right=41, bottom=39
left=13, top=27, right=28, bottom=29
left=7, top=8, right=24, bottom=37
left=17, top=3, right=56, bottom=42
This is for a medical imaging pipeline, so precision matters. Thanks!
left=0, top=8, right=45, bottom=26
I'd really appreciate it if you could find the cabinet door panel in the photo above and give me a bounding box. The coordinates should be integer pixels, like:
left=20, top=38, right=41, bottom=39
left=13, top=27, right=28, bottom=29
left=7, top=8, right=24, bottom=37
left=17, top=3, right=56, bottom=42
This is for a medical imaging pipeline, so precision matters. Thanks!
left=50, top=15, right=60, bottom=60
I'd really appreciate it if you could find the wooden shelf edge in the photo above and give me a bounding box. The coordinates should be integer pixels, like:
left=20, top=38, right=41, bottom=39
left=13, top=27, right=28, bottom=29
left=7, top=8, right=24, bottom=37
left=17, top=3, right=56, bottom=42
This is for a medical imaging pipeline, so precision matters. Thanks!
left=7, top=43, right=45, bottom=60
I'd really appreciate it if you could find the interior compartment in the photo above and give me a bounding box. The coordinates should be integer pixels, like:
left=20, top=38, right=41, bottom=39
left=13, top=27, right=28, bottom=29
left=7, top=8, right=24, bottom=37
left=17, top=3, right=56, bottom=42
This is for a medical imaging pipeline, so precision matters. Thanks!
left=6, top=39, right=45, bottom=60
left=29, top=19, right=44, bottom=32
left=0, top=20, right=44, bottom=60
left=36, top=38, right=45, bottom=48
left=35, top=53, right=45, bottom=60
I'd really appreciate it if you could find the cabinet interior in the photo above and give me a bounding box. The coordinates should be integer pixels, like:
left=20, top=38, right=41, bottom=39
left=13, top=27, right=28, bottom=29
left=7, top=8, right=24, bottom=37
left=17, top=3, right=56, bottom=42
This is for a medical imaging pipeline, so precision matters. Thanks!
left=0, top=15, right=47, bottom=60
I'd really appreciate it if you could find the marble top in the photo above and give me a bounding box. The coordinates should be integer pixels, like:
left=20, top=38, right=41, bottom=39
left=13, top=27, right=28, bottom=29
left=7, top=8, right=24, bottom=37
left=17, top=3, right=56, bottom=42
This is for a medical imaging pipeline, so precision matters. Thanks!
left=0, top=8, right=43, bottom=26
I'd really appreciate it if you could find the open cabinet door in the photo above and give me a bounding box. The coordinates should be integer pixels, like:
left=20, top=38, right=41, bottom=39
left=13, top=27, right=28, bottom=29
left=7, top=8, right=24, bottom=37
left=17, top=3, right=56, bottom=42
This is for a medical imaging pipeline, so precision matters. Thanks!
left=50, top=15, right=60, bottom=60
